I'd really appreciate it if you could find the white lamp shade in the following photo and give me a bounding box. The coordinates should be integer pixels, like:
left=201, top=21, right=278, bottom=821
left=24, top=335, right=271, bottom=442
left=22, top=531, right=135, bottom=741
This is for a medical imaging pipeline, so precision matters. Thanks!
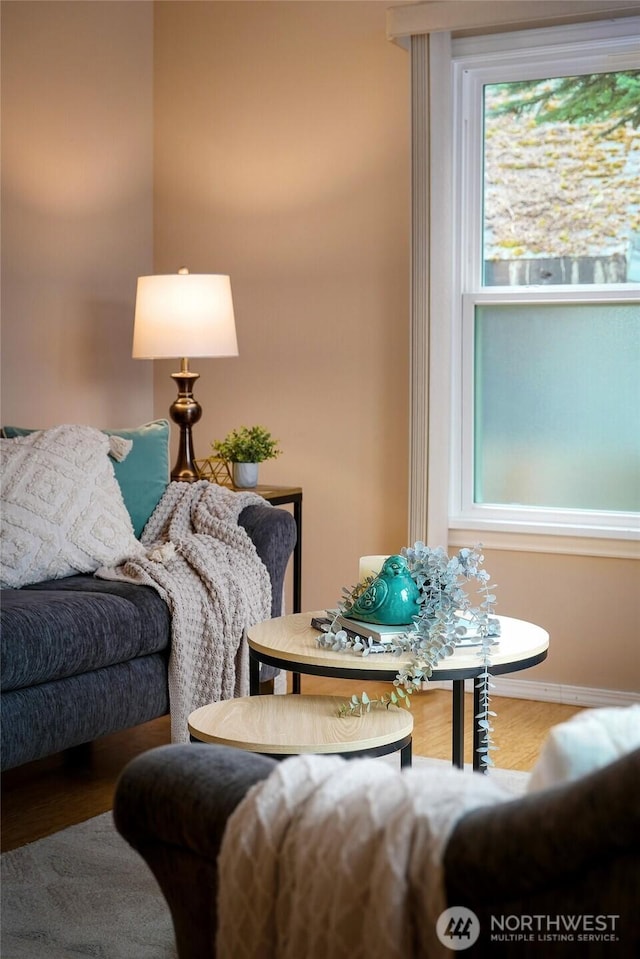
left=132, top=273, right=238, bottom=359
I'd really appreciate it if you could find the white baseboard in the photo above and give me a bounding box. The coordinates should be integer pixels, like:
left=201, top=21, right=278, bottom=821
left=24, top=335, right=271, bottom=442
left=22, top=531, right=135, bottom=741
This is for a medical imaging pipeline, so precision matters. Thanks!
left=427, top=677, right=640, bottom=708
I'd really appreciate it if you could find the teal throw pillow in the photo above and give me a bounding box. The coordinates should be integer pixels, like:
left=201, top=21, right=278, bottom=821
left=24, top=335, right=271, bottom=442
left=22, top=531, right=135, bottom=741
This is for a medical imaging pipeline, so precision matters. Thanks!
left=1, top=420, right=170, bottom=538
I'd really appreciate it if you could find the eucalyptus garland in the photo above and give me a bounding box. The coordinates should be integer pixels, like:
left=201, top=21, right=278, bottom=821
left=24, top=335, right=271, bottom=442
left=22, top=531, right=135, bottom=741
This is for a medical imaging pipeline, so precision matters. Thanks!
left=316, top=543, right=500, bottom=769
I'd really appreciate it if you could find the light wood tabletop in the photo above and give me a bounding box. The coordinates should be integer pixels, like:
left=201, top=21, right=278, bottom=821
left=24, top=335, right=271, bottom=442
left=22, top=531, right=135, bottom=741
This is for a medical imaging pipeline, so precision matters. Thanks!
left=247, top=611, right=549, bottom=678
left=188, top=694, right=414, bottom=759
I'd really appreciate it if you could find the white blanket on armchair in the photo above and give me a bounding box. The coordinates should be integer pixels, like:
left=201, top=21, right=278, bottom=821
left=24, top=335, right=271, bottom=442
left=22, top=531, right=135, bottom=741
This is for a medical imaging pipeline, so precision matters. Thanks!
left=98, top=480, right=271, bottom=742
left=217, top=754, right=508, bottom=959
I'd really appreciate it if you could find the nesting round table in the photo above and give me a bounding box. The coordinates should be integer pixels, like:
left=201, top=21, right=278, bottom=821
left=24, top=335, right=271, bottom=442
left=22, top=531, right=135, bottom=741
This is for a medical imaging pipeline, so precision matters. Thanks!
left=247, top=611, right=549, bottom=771
left=188, top=694, right=413, bottom=765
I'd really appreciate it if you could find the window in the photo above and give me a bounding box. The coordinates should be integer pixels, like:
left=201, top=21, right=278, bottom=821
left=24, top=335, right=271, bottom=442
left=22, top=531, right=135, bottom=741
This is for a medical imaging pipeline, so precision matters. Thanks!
left=448, top=21, right=640, bottom=543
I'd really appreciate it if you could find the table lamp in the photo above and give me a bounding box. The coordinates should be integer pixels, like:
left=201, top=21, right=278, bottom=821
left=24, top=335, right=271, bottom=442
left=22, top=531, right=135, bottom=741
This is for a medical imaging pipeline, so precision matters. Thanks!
left=132, top=268, right=238, bottom=482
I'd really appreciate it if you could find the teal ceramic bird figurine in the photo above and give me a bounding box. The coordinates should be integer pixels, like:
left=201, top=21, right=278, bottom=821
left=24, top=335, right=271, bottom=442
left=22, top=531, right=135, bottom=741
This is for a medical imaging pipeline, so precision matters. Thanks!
left=344, top=554, right=420, bottom=626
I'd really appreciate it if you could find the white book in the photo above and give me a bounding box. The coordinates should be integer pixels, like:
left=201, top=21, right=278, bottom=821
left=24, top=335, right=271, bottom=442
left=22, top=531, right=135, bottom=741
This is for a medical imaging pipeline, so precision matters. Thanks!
left=334, top=614, right=412, bottom=645
left=331, top=611, right=499, bottom=647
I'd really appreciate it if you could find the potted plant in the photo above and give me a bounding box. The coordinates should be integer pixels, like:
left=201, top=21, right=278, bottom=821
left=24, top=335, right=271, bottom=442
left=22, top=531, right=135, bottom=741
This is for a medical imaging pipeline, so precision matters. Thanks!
left=212, top=425, right=281, bottom=488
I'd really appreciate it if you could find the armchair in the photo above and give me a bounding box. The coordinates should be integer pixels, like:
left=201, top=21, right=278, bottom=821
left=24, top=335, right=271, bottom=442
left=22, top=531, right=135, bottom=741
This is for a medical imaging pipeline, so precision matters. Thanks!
left=114, top=744, right=640, bottom=958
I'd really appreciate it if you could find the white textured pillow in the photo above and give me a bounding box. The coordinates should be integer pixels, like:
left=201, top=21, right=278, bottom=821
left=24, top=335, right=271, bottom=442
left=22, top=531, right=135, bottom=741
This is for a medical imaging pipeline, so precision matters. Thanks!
left=0, top=425, right=145, bottom=588
left=527, top=704, right=640, bottom=792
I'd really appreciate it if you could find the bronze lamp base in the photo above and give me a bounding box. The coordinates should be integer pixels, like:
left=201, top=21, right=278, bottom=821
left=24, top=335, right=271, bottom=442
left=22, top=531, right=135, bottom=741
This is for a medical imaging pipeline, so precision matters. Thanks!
left=169, top=359, right=202, bottom=483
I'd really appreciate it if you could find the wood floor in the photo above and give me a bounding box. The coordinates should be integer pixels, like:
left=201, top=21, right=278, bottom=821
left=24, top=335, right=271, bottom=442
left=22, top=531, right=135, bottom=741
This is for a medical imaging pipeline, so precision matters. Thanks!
left=1, top=676, right=583, bottom=853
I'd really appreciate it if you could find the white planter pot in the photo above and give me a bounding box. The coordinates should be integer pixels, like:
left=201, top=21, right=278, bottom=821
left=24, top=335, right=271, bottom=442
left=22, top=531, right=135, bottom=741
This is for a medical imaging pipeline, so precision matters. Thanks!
left=233, top=462, right=259, bottom=488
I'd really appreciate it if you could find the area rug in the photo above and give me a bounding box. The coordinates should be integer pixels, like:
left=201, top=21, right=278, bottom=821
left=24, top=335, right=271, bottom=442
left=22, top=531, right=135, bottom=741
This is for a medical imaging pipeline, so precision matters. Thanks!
left=1, top=812, right=176, bottom=959
left=1, top=758, right=528, bottom=959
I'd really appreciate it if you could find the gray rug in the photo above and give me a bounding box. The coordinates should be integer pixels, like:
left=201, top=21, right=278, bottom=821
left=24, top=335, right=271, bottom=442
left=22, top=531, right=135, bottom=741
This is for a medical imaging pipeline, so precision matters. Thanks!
left=1, top=812, right=176, bottom=959
left=1, top=758, right=528, bottom=959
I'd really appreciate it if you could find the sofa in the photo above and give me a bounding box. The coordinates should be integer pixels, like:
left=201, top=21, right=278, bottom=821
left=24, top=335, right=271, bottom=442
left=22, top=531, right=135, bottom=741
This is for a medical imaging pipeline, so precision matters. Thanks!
left=0, top=421, right=297, bottom=771
left=113, top=721, right=640, bottom=957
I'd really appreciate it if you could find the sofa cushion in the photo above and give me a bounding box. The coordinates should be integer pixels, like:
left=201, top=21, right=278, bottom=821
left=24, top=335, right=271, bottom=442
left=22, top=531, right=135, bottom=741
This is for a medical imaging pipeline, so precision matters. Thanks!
left=0, top=425, right=144, bottom=588
left=2, top=420, right=170, bottom=538
left=2, top=657, right=170, bottom=770
left=1, top=575, right=171, bottom=692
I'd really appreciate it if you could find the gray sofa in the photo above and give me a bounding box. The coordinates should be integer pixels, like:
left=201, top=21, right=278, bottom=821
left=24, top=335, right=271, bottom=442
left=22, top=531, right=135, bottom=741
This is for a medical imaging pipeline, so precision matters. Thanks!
left=0, top=503, right=296, bottom=771
left=114, top=744, right=640, bottom=958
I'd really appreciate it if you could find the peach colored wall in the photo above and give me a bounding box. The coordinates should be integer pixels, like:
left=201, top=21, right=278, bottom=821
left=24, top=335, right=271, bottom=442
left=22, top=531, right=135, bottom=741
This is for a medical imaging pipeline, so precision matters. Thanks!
left=2, top=0, right=635, bottom=697
left=153, top=1, right=411, bottom=610
left=0, top=0, right=154, bottom=429
left=483, top=549, right=639, bottom=695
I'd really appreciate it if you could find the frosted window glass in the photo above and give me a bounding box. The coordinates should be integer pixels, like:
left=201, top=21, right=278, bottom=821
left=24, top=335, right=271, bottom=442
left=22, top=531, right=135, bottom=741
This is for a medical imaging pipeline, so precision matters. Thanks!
left=474, top=303, right=640, bottom=511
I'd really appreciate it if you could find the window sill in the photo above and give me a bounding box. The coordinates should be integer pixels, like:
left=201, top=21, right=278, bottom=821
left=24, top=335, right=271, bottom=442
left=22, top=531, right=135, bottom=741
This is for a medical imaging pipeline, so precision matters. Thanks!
left=448, top=525, right=639, bottom=559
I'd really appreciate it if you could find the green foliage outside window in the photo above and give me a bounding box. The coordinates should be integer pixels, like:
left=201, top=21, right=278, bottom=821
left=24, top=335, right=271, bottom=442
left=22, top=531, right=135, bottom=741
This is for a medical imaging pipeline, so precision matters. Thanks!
left=487, top=71, right=640, bottom=132
left=483, top=70, right=640, bottom=268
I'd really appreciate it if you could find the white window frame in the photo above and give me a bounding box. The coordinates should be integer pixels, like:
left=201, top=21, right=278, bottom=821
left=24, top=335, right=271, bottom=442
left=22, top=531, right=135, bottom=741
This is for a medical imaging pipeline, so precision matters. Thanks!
left=442, top=18, right=640, bottom=554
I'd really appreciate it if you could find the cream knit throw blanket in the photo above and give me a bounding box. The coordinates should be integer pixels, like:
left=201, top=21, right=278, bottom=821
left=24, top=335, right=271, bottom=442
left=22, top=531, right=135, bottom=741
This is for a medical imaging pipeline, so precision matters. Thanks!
left=217, top=754, right=509, bottom=959
left=97, top=481, right=271, bottom=742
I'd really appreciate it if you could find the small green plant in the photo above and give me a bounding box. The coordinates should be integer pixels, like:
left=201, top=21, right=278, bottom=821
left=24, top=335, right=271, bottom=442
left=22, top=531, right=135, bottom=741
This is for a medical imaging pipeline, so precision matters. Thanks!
left=212, top=425, right=281, bottom=464
left=338, top=686, right=411, bottom=717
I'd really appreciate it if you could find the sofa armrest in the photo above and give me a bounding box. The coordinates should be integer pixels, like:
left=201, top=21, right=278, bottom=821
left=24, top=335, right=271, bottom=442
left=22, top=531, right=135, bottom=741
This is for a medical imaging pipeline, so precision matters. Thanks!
left=444, top=748, right=640, bottom=955
left=238, top=504, right=296, bottom=618
left=114, top=743, right=276, bottom=959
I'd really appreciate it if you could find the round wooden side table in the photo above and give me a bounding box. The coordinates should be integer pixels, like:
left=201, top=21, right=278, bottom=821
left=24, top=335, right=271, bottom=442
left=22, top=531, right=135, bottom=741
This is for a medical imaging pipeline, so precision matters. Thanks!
left=188, top=694, right=413, bottom=766
left=247, top=611, right=549, bottom=771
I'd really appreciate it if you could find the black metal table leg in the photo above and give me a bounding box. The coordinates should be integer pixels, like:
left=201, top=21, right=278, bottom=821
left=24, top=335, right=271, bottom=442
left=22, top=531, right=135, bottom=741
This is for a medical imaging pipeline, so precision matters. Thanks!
left=472, top=679, right=485, bottom=773
left=452, top=679, right=465, bottom=768
left=400, top=738, right=412, bottom=768
left=249, top=652, right=260, bottom=696
left=292, top=497, right=302, bottom=614
left=292, top=672, right=301, bottom=694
